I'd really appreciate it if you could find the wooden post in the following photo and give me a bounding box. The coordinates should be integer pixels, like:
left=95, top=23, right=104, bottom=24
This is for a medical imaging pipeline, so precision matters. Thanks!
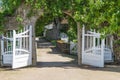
left=18, top=30, right=21, bottom=54
left=0, top=35, right=4, bottom=66
left=101, top=39, right=105, bottom=67
left=77, top=22, right=82, bottom=65
left=93, top=30, right=96, bottom=48
left=87, top=33, right=88, bottom=49
left=97, top=38, right=100, bottom=48
left=29, top=25, right=32, bottom=65
left=12, top=30, right=16, bottom=69
left=32, top=25, right=37, bottom=66
left=82, top=26, right=85, bottom=64
left=110, top=36, right=113, bottom=54
left=10, top=31, right=12, bottom=52
left=7, top=33, right=8, bottom=52
left=23, top=27, right=26, bottom=49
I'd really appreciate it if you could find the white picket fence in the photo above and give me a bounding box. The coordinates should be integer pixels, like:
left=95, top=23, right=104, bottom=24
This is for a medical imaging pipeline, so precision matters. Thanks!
left=1, top=25, right=32, bottom=69
left=82, top=26, right=113, bottom=67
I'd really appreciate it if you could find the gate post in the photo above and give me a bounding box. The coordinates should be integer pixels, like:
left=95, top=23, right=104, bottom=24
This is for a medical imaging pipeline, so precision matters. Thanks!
left=29, top=25, right=32, bottom=65
left=82, top=26, right=85, bottom=64
left=101, top=39, right=105, bottom=67
left=31, top=25, right=37, bottom=66
left=12, top=30, right=16, bottom=69
left=0, top=35, right=4, bottom=66
left=77, top=22, right=82, bottom=65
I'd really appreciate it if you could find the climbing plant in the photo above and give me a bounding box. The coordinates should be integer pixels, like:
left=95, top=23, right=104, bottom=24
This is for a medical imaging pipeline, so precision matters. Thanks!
left=2, top=0, right=22, bottom=16
left=0, top=0, right=120, bottom=48
left=35, top=13, right=54, bottom=36
left=0, top=0, right=22, bottom=33
left=67, top=17, right=77, bottom=42
left=1, top=0, right=120, bottom=36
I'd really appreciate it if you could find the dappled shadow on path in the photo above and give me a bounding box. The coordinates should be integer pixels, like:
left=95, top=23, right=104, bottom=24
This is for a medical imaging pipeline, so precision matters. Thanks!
left=37, top=62, right=120, bottom=73
left=37, top=38, right=120, bottom=73
left=78, top=64, right=120, bottom=73
left=37, top=61, right=78, bottom=69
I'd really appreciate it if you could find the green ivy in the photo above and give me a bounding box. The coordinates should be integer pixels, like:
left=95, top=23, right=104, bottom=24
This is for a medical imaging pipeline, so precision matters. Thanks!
left=1, top=0, right=120, bottom=39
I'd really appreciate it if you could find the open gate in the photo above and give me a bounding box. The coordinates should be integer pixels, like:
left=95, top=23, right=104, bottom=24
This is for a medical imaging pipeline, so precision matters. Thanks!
left=1, top=25, right=32, bottom=69
left=82, top=26, right=113, bottom=67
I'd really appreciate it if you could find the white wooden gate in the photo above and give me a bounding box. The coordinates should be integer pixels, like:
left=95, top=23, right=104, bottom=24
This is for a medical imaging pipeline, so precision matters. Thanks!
left=82, top=26, right=113, bottom=67
left=1, top=25, right=32, bottom=69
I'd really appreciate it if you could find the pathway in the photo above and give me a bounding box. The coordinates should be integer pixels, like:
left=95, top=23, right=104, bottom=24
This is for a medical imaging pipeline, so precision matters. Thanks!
left=0, top=38, right=120, bottom=80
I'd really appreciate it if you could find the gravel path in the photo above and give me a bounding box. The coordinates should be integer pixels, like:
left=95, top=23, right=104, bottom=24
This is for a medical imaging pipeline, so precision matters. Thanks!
left=0, top=38, right=120, bottom=80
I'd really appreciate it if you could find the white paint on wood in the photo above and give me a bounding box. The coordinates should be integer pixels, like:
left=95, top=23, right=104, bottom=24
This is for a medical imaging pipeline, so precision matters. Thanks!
left=82, top=26, right=113, bottom=67
left=1, top=25, right=33, bottom=69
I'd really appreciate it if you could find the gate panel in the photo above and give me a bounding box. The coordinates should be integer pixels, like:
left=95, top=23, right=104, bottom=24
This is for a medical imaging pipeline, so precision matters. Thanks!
left=1, top=25, right=32, bottom=68
left=82, top=26, right=104, bottom=67
left=1, top=31, right=13, bottom=65
left=82, top=26, right=113, bottom=67
left=12, top=25, right=32, bottom=69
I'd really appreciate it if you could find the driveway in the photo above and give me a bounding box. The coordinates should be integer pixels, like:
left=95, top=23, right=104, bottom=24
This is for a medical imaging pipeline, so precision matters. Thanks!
left=0, top=38, right=120, bottom=80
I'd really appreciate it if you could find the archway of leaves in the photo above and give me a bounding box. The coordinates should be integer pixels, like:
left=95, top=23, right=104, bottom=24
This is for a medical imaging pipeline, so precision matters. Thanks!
left=1, top=0, right=120, bottom=63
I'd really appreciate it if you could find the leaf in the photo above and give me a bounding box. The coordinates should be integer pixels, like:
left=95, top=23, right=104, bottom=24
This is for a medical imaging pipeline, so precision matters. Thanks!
left=75, top=0, right=81, bottom=3
left=16, top=15, right=23, bottom=22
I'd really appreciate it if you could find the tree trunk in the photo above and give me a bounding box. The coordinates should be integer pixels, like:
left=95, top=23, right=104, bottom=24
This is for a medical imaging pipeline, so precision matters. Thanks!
left=77, top=22, right=82, bottom=65
left=56, top=18, right=60, bottom=40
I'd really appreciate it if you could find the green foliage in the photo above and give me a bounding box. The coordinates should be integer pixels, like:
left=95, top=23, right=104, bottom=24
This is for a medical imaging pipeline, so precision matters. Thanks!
left=1, top=0, right=120, bottom=61
left=16, top=15, right=24, bottom=30
left=67, top=27, right=77, bottom=42
left=35, top=13, right=54, bottom=36
left=67, top=17, right=77, bottom=41
left=51, top=40, right=57, bottom=46
left=0, top=0, right=120, bottom=38
left=16, top=15, right=23, bottom=22
left=26, top=9, right=34, bottom=18
left=60, top=24, right=69, bottom=33
left=0, top=24, right=4, bottom=34
left=2, top=0, right=22, bottom=16
left=0, top=0, right=23, bottom=33
left=0, top=12, right=4, bottom=34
